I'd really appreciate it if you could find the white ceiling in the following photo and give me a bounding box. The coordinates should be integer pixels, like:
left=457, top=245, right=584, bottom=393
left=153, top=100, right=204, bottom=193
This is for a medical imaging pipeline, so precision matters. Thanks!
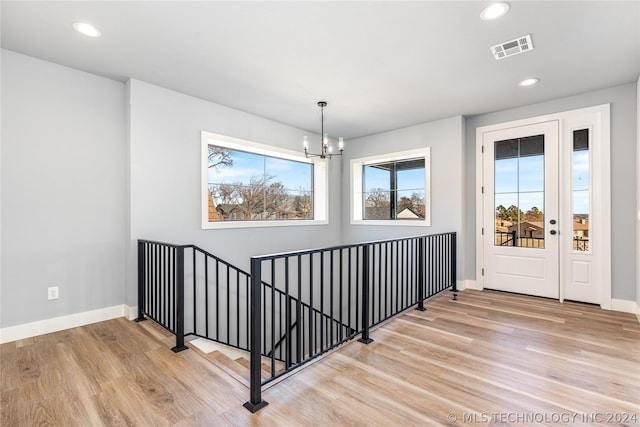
left=2, top=1, right=639, bottom=139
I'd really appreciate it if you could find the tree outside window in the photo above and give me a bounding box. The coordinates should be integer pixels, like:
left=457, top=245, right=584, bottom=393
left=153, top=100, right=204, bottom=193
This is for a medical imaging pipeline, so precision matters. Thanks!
left=207, top=145, right=313, bottom=221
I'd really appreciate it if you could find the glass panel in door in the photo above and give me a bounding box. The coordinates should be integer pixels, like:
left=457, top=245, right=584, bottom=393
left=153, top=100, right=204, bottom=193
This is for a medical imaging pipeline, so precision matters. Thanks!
left=494, top=135, right=545, bottom=248
left=572, top=129, right=590, bottom=252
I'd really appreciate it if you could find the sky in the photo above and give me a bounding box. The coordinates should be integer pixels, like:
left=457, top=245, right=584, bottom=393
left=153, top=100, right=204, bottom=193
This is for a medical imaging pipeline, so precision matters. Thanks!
left=208, top=148, right=312, bottom=192
left=363, top=165, right=425, bottom=194
left=494, top=151, right=590, bottom=215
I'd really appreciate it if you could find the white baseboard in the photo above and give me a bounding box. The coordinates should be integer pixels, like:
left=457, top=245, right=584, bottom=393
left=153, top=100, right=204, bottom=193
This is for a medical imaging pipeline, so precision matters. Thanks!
left=125, top=305, right=139, bottom=321
left=459, top=280, right=481, bottom=291
left=610, top=298, right=640, bottom=316
left=0, top=305, right=129, bottom=344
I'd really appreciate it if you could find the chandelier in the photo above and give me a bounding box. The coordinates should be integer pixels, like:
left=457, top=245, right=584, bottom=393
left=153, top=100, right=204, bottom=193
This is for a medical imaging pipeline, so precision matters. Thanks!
left=303, top=101, right=344, bottom=159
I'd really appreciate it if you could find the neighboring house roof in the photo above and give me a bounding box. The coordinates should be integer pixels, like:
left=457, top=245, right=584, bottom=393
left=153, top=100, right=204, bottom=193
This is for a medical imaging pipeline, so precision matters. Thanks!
left=508, top=221, right=544, bottom=232
left=208, top=191, right=220, bottom=221
left=573, top=221, right=589, bottom=231
left=364, top=206, right=424, bottom=220
left=364, top=206, right=391, bottom=220
left=397, top=207, right=422, bottom=219
left=216, top=203, right=241, bottom=213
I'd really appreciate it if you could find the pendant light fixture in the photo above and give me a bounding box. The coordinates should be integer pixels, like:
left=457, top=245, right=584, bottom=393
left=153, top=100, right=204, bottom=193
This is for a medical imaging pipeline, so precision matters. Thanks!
left=303, top=101, right=344, bottom=159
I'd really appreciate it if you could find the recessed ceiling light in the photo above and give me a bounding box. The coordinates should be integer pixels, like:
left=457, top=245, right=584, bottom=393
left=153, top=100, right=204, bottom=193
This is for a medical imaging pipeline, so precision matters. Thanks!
left=519, top=77, right=540, bottom=87
left=480, top=2, right=511, bottom=21
left=72, top=22, right=102, bottom=38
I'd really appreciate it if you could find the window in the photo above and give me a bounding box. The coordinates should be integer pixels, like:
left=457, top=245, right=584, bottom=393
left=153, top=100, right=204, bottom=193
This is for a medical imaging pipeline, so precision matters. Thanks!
left=572, top=128, right=590, bottom=252
left=493, top=134, right=545, bottom=249
left=351, top=148, right=430, bottom=226
left=201, top=132, right=327, bottom=229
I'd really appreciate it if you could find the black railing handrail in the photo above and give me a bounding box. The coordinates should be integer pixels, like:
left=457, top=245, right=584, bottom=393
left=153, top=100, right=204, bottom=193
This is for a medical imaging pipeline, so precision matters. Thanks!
left=262, top=281, right=357, bottom=361
left=137, top=239, right=192, bottom=249
left=139, top=239, right=254, bottom=277
left=266, top=316, right=358, bottom=359
left=251, top=232, right=456, bottom=261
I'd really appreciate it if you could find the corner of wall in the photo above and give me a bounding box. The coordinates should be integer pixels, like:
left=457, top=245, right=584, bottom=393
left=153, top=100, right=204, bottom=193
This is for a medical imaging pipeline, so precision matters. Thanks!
left=636, top=75, right=640, bottom=315
left=459, top=115, right=467, bottom=280
left=125, top=79, right=135, bottom=308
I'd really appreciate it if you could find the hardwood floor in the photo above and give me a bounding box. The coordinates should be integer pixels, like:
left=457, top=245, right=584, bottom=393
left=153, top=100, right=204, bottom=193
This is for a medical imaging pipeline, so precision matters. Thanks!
left=2, top=290, right=639, bottom=426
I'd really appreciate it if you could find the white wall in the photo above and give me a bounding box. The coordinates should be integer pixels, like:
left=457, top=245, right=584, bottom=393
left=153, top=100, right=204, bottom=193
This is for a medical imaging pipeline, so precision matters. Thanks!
left=637, top=76, right=640, bottom=317
left=465, top=82, right=638, bottom=301
left=1, top=50, right=127, bottom=327
left=127, top=79, right=343, bottom=306
left=341, top=116, right=465, bottom=281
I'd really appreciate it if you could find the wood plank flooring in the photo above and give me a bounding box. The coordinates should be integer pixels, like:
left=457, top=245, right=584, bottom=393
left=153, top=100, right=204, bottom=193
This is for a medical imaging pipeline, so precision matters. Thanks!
left=2, top=289, right=639, bottom=426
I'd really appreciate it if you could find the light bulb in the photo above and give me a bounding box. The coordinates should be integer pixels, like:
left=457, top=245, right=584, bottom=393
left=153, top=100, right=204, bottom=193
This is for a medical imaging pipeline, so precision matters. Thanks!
left=480, top=2, right=510, bottom=21
left=519, top=77, right=539, bottom=87
left=73, top=22, right=102, bottom=38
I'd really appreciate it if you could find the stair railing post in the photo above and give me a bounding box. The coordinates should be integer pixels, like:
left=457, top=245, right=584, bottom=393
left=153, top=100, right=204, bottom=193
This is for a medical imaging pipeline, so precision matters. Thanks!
left=416, top=237, right=426, bottom=311
left=244, top=257, right=269, bottom=412
left=451, top=232, right=458, bottom=300
left=172, top=246, right=188, bottom=352
left=135, top=240, right=146, bottom=322
left=358, top=245, right=373, bottom=344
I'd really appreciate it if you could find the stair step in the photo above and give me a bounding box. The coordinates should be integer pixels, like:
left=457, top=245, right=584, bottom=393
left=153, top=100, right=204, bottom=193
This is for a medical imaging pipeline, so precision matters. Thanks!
left=187, top=337, right=292, bottom=384
left=234, top=356, right=274, bottom=380
left=186, top=340, right=265, bottom=386
left=204, top=350, right=251, bottom=387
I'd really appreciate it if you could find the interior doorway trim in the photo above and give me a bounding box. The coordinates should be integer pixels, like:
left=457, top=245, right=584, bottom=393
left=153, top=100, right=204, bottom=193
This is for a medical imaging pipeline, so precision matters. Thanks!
left=475, top=104, right=611, bottom=309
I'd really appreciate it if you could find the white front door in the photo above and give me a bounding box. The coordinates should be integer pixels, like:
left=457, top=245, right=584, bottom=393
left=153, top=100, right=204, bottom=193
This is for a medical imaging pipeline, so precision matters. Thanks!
left=482, top=121, right=560, bottom=298
left=477, top=105, right=611, bottom=307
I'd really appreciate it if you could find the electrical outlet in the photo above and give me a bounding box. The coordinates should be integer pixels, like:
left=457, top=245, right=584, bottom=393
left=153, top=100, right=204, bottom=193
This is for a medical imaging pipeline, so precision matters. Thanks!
left=47, top=286, right=59, bottom=300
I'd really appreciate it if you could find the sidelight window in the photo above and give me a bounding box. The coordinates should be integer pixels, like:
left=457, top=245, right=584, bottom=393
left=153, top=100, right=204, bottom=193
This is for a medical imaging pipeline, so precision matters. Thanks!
left=572, top=129, right=590, bottom=252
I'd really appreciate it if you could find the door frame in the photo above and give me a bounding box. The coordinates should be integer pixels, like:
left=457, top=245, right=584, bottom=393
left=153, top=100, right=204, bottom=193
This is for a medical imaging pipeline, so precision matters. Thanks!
left=475, top=104, right=611, bottom=308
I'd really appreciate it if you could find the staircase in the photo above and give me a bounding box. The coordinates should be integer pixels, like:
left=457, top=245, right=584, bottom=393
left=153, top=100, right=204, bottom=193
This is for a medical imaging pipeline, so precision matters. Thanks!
left=136, top=232, right=458, bottom=413
left=188, top=337, right=286, bottom=387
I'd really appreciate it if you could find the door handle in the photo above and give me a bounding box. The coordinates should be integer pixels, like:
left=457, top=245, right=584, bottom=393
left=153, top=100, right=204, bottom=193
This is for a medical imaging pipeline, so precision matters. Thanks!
left=550, top=230, right=557, bottom=235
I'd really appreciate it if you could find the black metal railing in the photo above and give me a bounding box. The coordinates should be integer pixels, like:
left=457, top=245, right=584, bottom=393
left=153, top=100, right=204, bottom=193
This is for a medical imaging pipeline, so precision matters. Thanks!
left=244, top=232, right=457, bottom=412
left=496, top=230, right=518, bottom=246
left=495, top=230, right=545, bottom=248
left=136, top=240, right=189, bottom=352
left=136, top=240, right=353, bottom=359
left=495, top=231, right=589, bottom=251
left=573, top=237, right=590, bottom=251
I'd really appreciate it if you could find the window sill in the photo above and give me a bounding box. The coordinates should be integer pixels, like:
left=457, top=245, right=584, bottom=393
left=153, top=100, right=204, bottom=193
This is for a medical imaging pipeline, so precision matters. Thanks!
left=350, top=219, right=431, bottom=227
left=202, top=219, right=328, bottom=230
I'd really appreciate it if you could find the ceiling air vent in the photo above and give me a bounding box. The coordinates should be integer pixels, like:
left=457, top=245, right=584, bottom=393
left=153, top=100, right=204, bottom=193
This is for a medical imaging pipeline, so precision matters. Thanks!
left=491, top=34, right=533, bottom=60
